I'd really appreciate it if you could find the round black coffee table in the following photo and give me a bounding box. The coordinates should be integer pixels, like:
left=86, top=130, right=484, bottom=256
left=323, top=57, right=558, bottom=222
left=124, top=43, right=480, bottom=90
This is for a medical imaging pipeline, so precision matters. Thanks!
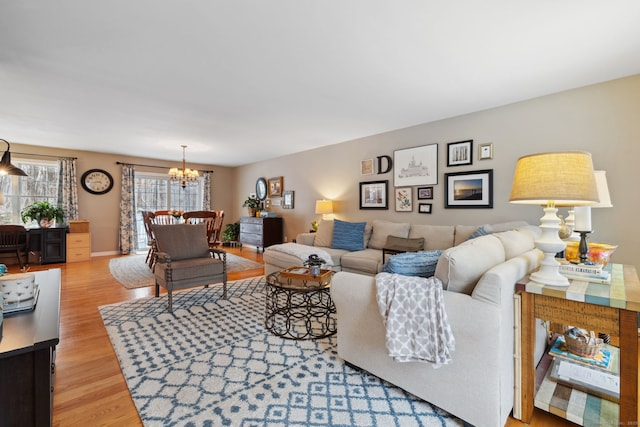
left=265, top=270, right=336, bottom=340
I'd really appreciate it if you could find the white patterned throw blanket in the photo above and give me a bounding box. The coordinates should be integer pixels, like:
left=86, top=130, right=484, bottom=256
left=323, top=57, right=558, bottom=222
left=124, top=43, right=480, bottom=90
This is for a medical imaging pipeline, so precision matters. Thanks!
left=267, top=242, right=334, bottom=267
left=376, top=272, right=455, bottom=367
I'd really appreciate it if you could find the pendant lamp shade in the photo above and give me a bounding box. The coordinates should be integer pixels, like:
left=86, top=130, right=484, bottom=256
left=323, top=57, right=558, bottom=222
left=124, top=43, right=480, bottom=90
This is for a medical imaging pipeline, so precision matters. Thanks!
left=0, top=139, right=28, bottom=176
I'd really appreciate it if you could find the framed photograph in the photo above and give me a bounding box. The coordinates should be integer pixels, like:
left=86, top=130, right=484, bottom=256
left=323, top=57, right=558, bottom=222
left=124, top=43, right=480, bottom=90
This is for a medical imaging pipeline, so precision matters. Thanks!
left=393, top=144, right=438, bottom=186
left=282, top=190, right=294, bottom=209
left=418, top=203, right=432, bottom=214
left=359, top=180, right=389, bottom=210
left=478, top=143, right=493, bottom=160
left=268, top=176, right=283, bottom=197
left=394, top=187, right=412, bottom=212
left=445, top=169, right=493, bottom=208
left=417, top=186, right=433, bottom=200
left=361, top=159, right=374, bottom=175
left=447, top=140, right=473, bottom=167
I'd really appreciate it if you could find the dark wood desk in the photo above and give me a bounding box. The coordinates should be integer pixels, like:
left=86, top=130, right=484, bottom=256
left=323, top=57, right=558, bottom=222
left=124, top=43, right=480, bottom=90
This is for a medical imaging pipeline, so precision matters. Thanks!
left=0, top=269, right=61, bottom=427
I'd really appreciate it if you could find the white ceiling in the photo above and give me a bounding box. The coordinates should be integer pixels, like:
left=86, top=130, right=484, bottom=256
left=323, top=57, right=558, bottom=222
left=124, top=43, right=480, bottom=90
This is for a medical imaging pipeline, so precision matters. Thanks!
left=1, top=1, right=639, bottom=167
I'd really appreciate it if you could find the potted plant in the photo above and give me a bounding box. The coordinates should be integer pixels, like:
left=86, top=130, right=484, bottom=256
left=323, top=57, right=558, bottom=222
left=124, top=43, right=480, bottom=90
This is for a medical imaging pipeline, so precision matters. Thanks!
left=20, top=201, right=64, bottom=228
left=242, top=196, right=261, bottom=217
left=222, top=221, right=240, bottom=244
left=303, top=253, right=326, bottom=277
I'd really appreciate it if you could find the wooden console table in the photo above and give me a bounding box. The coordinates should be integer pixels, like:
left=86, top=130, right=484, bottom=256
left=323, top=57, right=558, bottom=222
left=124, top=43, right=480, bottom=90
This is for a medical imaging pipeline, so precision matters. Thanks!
left=517, top=264, right=640, bottom=426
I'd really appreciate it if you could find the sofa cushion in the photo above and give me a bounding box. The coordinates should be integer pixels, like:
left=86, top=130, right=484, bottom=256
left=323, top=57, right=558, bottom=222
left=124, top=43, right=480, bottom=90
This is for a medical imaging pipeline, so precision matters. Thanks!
left=368, top=220, right=410, bottom=249
left=384, top=235, right=425, bottom=252
left=331, top=219, right=367, bottom=251
left=314, top=219, right=334, bottom=247
left=434, top=234, right=506, bottom=295
left=453, top=225, right=481, bottom=246
left=493, top=230, right=535, bottom=260
left=341, top=249, right=382, bottom=275
left=381, top=250, right=444, bottom=278
left=408, top=224, right=455, bottom=250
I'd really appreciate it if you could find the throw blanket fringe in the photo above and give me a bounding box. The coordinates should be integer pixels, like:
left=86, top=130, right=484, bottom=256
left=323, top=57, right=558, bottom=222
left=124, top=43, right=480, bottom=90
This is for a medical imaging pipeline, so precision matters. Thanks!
left=267, top=243, right=334, bottom=267
left=376, top=273, right=455, bottom=367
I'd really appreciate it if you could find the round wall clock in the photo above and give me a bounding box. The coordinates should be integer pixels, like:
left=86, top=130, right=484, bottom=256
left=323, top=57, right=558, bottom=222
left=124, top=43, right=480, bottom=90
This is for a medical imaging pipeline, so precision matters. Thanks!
left=81, top=169, right=114, bottom=195
left=256, top=177, right=268, bottom=201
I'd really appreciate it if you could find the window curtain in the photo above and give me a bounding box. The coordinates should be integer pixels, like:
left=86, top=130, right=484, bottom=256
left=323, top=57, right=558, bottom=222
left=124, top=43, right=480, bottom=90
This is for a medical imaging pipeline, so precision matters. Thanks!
left=57, top=158, right=79, bottom=221
left=119, top=163, right=136, bottom=254
left=202, top=171, right=212, bottom=210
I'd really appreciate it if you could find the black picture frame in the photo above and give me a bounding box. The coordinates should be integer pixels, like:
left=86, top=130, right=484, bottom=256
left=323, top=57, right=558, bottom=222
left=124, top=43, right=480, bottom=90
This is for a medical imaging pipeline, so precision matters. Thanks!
left=417, top=186, right=433, bottom=200
left=447, top=140, right=473, bottom=167
left=444, top=169, right=493, bottom=209
left=418, top=203, right=432, bottom=214
left=359, top=180, right=389, bottom=210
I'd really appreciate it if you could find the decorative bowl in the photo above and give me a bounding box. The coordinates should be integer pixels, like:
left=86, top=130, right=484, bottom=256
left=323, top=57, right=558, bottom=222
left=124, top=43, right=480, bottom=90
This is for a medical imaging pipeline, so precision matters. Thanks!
left=564, top=242, right=618, bottom=266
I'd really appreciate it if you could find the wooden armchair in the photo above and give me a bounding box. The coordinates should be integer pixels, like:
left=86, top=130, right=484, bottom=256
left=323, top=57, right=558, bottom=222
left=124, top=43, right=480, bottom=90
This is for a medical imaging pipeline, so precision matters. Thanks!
left=152, top=223, right=227, bottom=312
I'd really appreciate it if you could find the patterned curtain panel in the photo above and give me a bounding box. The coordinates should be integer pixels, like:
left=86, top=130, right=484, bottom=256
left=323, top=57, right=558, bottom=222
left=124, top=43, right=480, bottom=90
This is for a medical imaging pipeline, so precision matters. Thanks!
left=119, top=163, right=136, bottom=254
left=57, top=158, right=79, bottom=221
left=202, top=171, right=212, bottom=210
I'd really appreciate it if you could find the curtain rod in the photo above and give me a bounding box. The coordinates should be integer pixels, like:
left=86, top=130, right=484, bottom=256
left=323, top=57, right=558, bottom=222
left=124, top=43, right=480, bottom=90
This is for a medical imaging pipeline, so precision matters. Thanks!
left=116, top=161, right=213, bottom=173
left=13, top=151, right=77, bottom=160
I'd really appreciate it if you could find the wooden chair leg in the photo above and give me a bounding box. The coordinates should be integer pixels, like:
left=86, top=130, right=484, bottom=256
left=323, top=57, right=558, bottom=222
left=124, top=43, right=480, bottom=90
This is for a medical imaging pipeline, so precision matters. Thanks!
left=155, top=282, right=160, bottom=297
left=168, top=291, right=173, bottom=313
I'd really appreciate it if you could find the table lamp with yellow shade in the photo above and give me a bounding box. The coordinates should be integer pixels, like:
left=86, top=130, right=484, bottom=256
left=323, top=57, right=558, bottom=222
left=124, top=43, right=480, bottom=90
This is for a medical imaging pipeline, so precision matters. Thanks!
left=509, top=152, right=599, bottom=287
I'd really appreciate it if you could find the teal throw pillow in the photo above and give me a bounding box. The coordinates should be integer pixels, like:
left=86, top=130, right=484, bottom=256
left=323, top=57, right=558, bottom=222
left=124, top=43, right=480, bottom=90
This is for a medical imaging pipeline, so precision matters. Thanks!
left=382, top=250, right=444, bottom=278
left=331, top=219, right=366, bottom=251
left=466, top=226, right=488, bottom=241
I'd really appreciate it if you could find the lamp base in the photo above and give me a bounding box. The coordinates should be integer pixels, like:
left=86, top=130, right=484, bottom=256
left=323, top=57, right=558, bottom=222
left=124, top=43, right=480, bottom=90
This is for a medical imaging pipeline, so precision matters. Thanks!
left=531, top=206, right=570, bottom=287
left=531, top=253, right=570, bottom=287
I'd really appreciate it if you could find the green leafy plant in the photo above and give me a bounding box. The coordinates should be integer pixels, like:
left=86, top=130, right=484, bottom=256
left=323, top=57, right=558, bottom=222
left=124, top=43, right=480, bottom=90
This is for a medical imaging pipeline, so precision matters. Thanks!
left=20, top=201, right=65, bottom=225
left=222, top=221, right=240, bottom=242
left=242, top=196, right=261, bottom=209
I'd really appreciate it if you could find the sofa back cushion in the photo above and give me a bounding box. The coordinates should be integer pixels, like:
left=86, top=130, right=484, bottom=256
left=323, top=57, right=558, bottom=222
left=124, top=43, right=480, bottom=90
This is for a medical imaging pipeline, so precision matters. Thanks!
left=493, top=229, right=535, bottom=260
left=313, top=219, right=334, bottom=247
left=331, top=219, right=367, bottom=251
left=453, top=225, right=481, bottom=246
left=434, top=234, right=506, bottom=295
left=368, top=220, right=410, bottom=249
left=408, top=224, right=455, bottom=250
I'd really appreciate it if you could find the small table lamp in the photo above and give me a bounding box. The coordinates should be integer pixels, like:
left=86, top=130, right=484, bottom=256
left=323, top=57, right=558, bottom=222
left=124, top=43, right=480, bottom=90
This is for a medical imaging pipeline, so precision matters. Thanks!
left=510, top=152, right=599, bottom=287
left=315, top=200, right=333, bottom=220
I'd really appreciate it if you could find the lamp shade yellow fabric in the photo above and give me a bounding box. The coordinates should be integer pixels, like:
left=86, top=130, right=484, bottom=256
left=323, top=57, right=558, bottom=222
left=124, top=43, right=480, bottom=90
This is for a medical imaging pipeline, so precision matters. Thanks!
left=315, top=200, right=333, bottom=214
left=509, top=151, right=599, bottom=206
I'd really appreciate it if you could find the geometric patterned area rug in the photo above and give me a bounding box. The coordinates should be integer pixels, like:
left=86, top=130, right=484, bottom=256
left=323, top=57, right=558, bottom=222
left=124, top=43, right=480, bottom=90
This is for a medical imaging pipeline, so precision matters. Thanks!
left=108, top=253, right=263, bottom=289
left=99, top=277, right=462, bottom=426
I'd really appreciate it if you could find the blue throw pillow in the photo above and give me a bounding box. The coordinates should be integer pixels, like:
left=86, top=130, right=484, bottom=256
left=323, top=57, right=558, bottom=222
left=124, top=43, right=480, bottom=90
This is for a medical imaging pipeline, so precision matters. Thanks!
left=331, top=219, right=366, bottom=251
left=467, top=226, right=488, bottom=241
left=381, top=250, right=444, bottom=278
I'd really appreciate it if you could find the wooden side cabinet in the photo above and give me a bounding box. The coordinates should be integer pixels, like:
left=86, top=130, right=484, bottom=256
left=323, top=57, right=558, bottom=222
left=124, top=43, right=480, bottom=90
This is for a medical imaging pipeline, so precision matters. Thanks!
left=240, top=216, right=283, bottom=252
left=0, top=269, right=61, bottom=427
left=26, top=227, right=67, bottom=264
left=66, top=233, right=91, bottom=262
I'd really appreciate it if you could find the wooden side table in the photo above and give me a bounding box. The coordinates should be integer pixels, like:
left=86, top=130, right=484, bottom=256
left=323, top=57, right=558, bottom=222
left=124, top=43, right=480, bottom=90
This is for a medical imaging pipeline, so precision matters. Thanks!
left=516, top=264, right=640, bottom=426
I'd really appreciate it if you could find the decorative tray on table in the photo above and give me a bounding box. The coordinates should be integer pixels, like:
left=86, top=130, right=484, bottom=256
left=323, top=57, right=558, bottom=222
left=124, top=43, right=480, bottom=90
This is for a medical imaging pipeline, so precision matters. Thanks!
left=3, top=284, right=40, bottom=316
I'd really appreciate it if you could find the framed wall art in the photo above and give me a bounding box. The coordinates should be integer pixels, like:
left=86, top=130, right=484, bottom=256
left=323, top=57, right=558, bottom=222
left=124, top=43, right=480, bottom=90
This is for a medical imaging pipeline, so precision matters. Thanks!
left=418, top=203, right=432, bottom=214
left=447, top=140, right=473, bottom=167
left=282, top=190, right=294, bottom=209
left=417, top=186, right=433, bottom=200
left=444, top=169, right=493, bottom=209
left=478, top=143, right=493, bottom=160
left=268, top=176, right=283, bottom=197
left=359, top=180, right=389, bottom=210
left=394, top=187, right=412, bottom=212
left=361, top=159, right=374, bottom=175
left=393, top=144, right=438, bottom=186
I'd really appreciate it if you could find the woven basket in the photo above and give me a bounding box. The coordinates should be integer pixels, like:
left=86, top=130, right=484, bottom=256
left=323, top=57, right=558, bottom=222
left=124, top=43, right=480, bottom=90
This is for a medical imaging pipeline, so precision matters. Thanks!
left=564, top=330, right=604, bottom=358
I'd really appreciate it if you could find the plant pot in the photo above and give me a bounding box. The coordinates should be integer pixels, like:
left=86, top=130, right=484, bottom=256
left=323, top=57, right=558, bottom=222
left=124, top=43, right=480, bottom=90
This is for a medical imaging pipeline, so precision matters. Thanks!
left=310, top=265, right=320, bottom=277
left=247, top=208, right=256, bottom=217
left=39, top=218, right=54, bottom=228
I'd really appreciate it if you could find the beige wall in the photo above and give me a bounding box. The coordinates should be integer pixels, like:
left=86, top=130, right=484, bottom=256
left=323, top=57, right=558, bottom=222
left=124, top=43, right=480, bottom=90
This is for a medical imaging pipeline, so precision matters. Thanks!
left=234, top=75, right=640, bottom=270
left=10, top=145, right=235, bottom=255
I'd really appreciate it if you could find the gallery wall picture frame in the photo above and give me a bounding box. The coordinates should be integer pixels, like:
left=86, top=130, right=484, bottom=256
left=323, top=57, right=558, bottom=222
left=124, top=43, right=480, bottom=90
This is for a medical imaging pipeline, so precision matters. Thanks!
left=418, top=203, right=432, bottom=214
left=282, top=190, right=294, bottom=209
left=394, top=187, right=412, bottom=212
left=393, top=144, right=438, bottom=186
left=417, top=186, right=433, bottom=200
left=447, top=140, right=473, bottom=167
left=268, top=176, right=283, bottom=197
left=478, top=143, right=494, bottom=160
left=359, top=180, right=389, bottom=210
left=444, top=169, right=493, bottom=209
left=361, top=159, right=374, bottom=175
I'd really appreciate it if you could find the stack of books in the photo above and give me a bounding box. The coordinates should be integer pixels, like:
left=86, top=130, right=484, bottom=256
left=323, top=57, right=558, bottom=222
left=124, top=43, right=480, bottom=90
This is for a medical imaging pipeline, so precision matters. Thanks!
left=547, top=335, right=620, bottom=402
left=558, top=261, right=611, bottom=284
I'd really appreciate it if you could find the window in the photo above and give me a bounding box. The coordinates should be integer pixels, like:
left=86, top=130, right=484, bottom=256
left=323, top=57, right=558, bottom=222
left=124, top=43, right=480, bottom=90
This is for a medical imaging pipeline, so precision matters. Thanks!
left=134, top=173, right=203, bottom=251
left=0, top=159, right=59, bottom=225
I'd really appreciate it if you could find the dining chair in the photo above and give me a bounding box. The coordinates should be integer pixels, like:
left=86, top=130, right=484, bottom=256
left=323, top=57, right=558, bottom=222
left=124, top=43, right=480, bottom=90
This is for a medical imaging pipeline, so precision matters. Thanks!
left=0, top=225, right=28, bottom=269
left=151, top=210, right=174, bottom=225
left=209, top=210, right=225, bottom=248
left=141, top=211, right=157, bottom=269
left=183, top=210, right=218, bottom=247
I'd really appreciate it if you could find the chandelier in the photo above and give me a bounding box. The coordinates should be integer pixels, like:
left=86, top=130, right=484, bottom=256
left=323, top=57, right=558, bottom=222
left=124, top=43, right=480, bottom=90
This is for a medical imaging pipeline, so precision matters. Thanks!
left=168, top=145, right=199, bottom=188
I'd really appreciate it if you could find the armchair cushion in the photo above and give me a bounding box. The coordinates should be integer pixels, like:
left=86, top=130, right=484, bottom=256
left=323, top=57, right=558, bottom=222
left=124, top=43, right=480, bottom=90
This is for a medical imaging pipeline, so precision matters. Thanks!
left=155, top=256, right=225, bottom=282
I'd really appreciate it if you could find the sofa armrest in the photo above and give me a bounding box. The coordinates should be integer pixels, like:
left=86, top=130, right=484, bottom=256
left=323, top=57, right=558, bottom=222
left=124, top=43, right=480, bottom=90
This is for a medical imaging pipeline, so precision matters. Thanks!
left=295, top=232, right=316, bottom=246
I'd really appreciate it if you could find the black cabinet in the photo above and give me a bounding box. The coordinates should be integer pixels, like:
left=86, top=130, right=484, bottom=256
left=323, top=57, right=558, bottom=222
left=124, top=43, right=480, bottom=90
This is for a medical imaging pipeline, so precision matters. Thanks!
left=27, top=227, right=67, bottom=264
left=240, top=217, right=283, bottom=252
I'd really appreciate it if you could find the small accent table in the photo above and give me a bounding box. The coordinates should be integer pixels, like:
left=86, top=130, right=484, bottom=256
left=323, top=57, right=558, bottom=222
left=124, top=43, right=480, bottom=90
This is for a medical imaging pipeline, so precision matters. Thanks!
left=265, top=268, right=336, bottom=340
left=516, top=263, right=640, bottom=426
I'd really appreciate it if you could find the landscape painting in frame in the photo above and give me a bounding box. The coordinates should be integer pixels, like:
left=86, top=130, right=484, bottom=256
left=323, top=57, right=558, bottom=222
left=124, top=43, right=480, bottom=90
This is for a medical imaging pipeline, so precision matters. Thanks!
left=359, top=180, right=388, bottom=210
left=393, top=144, right=438, bottom=187
left=445, top=169, right=493, bottom=208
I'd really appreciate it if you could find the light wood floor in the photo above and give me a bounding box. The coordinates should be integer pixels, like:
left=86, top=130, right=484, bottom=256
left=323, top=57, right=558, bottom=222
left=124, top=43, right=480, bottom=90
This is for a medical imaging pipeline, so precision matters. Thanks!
left=17, top=247, right=600, bottom=426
